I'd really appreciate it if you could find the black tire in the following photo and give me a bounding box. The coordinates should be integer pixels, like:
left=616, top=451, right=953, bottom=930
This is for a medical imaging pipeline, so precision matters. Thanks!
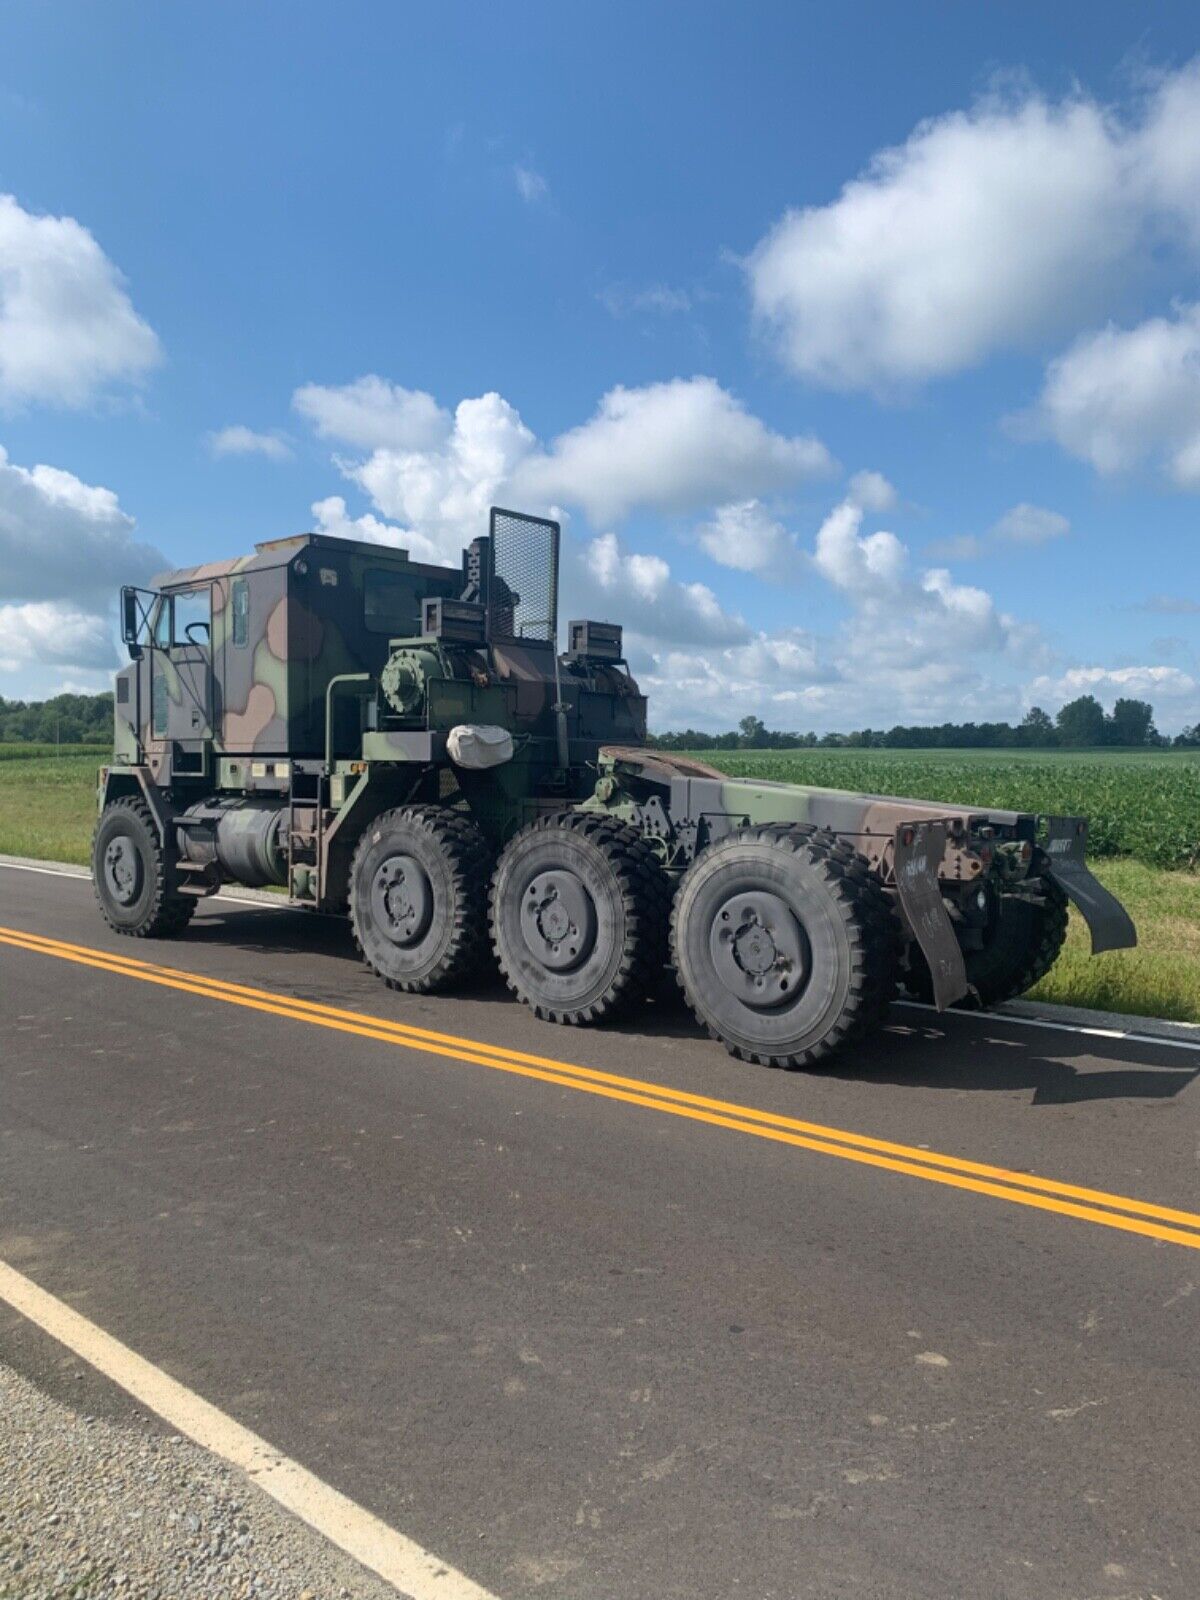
left=905, top=868, right=1069, bottom=1008
left=349, top=805, right=490, bottom=993
left=671, top=824, right=898, bottom=1069
left=490, top=812, right=670, bottom=1025
left=92, top=796, right=195, bottom=938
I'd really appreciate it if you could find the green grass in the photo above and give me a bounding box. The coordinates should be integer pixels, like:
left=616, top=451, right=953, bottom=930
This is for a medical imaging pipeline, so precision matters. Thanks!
left=693, top=746, right=1200, bottom=869
left=1029, top=858, right=1200, bottom=1023
left=0, top=748, right=106, bottom=865
left=0, top=746, right=1195, bottom=1024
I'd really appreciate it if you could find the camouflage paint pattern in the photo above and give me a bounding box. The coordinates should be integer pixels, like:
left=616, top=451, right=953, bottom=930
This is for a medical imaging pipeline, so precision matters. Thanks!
left=113, top=533, right=461, bottom=781
left=99, top=511, right=1135, bottom=984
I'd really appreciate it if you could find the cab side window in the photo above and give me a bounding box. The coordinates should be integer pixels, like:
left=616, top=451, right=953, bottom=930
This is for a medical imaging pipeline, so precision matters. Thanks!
left=231, top=577, right=249, bottom=647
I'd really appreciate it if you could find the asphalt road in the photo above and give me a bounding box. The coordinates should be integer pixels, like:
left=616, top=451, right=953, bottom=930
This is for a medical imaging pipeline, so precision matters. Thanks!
left=2, top=862, right=1199, bottom=1600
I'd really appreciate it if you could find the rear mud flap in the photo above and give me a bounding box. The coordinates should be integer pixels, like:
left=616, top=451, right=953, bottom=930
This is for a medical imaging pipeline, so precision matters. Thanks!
left=1042, top=816, right=1138, bottom=954
left=893, top=822, right=970, bottom=1010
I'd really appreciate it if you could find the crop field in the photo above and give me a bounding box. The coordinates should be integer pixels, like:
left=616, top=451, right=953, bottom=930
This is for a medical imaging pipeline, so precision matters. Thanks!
left=0, top=740, right=109, bottom=762
left=693, top=748, right=1200, bottom=870
left=0, top=746, right=106, bottom=864
left=0, top=743, right=1196, bottom=1023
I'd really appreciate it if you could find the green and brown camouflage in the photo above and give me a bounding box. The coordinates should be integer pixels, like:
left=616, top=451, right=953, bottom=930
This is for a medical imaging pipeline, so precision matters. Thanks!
left=114, top=533, right=462, bottom=780
left=97, top=505, right=1136, bottom=1040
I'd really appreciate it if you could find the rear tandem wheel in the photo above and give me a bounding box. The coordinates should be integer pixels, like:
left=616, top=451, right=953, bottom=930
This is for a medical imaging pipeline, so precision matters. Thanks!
left=490, top=812, right=671, bottom=1025
left=671, top=824, right=898, bottom=1069
left=349, top=805, right=491, bottom=993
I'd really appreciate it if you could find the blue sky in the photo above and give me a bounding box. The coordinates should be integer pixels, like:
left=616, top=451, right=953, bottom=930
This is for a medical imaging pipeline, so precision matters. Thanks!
left=0, top=0, right=1198, bottom=730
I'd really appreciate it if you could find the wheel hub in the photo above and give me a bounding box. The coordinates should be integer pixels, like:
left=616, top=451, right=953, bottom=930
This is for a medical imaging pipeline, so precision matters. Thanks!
left=370, top=853, right=434, bottom=947
left=710, top=890, right=810, bottom=1010
left=734, top=921, right=777, bottom=974
left=520, top=869, right=598, bottom=972
left=103, top=835, right=143, bottom=906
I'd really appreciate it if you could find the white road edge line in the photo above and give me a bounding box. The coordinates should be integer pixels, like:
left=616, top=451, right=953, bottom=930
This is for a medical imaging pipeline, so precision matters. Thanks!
left=4, top=857, right=1197, bottom=1055
left=892, top=1002, right=1200, bottom=1055
left=0, top=858, right=284, bottom=911
left=0, top=1259, right=500, bottom=1600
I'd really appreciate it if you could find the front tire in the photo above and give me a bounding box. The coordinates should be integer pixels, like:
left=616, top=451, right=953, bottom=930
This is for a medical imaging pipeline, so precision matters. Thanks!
left=490, top=812, right=670, bottom=1025
left=672, top=825, right=897, bottom=1069
left=349, top=805, right=490, bottom=992
left=92, top=796, right=195, bottom=938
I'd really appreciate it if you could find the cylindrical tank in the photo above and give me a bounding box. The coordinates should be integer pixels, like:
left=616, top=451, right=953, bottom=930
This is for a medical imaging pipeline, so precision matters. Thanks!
left=177, top=797, right=288, bottom=887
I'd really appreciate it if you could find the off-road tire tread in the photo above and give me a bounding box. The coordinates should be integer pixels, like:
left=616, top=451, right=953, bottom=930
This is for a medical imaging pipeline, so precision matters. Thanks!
left=349, top=804, right=491, bottom=993
left=672, top=824, right=899, bottom=1069
left=92, top=795, right=195, bottom=938
left=1002, top=872, right=1070, bottom=999
left=490, top=811, right=671, bottom=1026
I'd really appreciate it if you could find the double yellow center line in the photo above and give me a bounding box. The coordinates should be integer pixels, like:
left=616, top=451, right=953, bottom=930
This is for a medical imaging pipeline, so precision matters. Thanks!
left=3, top=921, right=1199, bottom=1251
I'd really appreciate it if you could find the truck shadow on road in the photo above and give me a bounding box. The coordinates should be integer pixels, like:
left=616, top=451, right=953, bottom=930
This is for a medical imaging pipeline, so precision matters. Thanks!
left=622, top=997, right=1200, bottom=1106
left=188, top=908, right=1198, bottom=1108
left=847, top=1018, right=1199, bottom=1106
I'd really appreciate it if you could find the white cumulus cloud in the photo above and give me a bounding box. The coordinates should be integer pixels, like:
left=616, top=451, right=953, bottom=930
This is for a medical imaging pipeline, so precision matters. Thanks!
left=0, top=444, right=162, bottom=610
left=311, top=495, right=461, bottom=568
left=695, top=500, right=800, bottom=576
left=0, top=600, right=117, bottom=673
left=747, top=63, right=1200, bottom=392
left=0, top=193, right=162, bottom=408
left=350, top=393, right=538, bottom=564
left=813, top=499, right=908, bottom=594
left=0, top=445, right=163, bottom=682
left=990, top=502, right=1071, bottom=543
left=296, top=373, right=833, bottom=549
left=295, top=376, right=1102, bottom=731
left=846, top=469, right=898, bottom=512
left=637, top=495, right=1063, bottom=733
left=572, top=530, right=748, bottom=647
left=1027, top=664, right=1198, bottom=714
left=514, top=376, right=833, bottom=523
left=1031, top=303, right=1200, bottom=486
left=207, top=425, right=293, bottom=461
left=293, top=376, right=450, bottom=453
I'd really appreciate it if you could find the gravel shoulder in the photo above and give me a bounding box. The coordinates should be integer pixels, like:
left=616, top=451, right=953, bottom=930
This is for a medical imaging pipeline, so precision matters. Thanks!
left=0, top=1357, right=399, bottom=1600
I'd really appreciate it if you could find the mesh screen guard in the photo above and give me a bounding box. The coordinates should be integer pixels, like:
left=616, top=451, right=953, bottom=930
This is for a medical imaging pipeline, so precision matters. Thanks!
left=487, top=507, right=560, bottom=643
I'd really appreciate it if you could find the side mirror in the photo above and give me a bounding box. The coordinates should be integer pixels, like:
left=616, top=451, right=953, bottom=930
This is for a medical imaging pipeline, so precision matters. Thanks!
left=121, top=587, right=144, bottom=660
left=121, top=587, right=140, bottom=643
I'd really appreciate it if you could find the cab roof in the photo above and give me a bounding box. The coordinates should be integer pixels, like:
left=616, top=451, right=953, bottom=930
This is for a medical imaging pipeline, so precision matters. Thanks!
left=149, top=530, right=446, bottom=591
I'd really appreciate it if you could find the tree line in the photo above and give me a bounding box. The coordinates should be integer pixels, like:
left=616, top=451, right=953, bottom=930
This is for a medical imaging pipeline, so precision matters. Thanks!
left=2, top=688, right=1197, bottom=751
left=0, top=692, right=115, bottom=745
left=650, top=697, right=1200, bottom=751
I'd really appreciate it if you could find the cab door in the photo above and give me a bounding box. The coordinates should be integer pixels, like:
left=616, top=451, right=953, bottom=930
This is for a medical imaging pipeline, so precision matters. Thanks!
left=150, top=586, right=214, bottom=769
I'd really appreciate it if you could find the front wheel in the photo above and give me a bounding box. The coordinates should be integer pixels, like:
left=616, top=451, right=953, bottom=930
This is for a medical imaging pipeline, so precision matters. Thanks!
left=672, top=825, right=897, bottom=1068
left=92, top=796, right=195, bottom=938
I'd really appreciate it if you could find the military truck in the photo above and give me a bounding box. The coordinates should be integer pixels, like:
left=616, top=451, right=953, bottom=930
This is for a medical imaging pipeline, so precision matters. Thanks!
left=95, top=508, right=1136, bottom=1068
